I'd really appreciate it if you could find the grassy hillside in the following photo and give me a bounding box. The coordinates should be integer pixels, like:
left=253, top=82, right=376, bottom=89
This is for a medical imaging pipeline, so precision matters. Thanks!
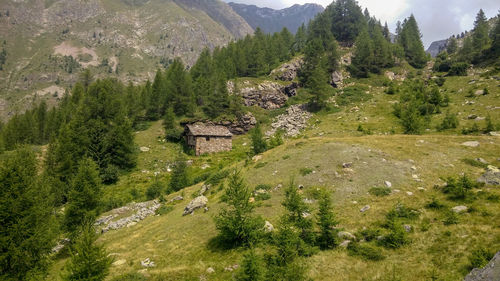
left=46, top=61, right=500, bottom=280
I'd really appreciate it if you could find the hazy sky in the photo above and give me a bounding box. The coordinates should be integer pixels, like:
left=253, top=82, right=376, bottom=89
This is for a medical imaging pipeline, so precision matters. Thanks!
left=225, top=0, right=499, bottom=48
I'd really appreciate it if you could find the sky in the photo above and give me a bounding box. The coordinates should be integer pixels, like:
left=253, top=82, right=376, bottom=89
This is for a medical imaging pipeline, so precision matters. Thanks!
left=225, top=0, right=499, bottom=48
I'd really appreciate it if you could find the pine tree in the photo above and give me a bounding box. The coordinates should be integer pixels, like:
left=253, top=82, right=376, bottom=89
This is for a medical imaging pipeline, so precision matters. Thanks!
left=282, top=180, right=315, bottom=246
left=215, top=170, right=264, bottom=247
left=472, top=9, right=490, bottom=52
left=308, top=64, right=331, bottom=110
left=236, top=249, right=265, bottom=281
left=147, top=69, right=166, bottom=120
left=446, top=36, right=458, bottom=54
left=487, top=11, right=500, bottom=58
left=383, top=22, right=391, bottom=41
left=163, top=107, right=181, bottom=141
left=349, top=28, right=374, bottom=77
left=0, top=147, right=57, bottom=280
left=62, top=223, right=113, bottom=281
left=398, top=15, right=428, bottom=68
left=169, top=155, right=189, bottom=192
left=204, top=74, right=230, bottom=119
left=329, top=0, right=366, bottom=45
left=64, top=158, right=102, bottom=235
left=166, top=58, right=195, bottom=117
left=293, top=23, right=307, bottom=53
left=316, top=190, right=339, bottom=250
left=250, top=124, right=267, bottom=155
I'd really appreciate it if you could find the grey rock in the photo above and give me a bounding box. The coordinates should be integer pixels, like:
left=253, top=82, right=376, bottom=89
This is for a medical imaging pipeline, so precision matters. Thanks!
left=464, top=251, right=500, bottom=281
left=97, top=200, right=161, bottom=233
left=342, top=162, right=353, bottom=168
left=264, top=221, right=274, bottom=232
left=206, top=267, right=215, bottom=274
left=141, top=258, right=156, bottom=268
left=183, top=196, right=208, bottom=216
left=169, top=196, right=184, bottom=203
left=477, top=166, right=500, bottom=186
left=270, top=57, right=304, bottom=81
left=452, top=206, right=468, bottom=213
left=51, top=238, right=71, bottom=254
left=384, top=181, right=392, bottom=188
left=360, top=205, right=371, bottom=213
left=199, top=184, right=211, bottom=195
left=338, top=231, right=356, bottom=240
left=462, top=141, right=480, bottom=147
left=474, top=90, right=485, bottom=96
left=330, top=71, right=343, bottom=88
left=339, top=240, right=351, bottom=248
left=404, top=225, right=412, bottom=232
left=476, top=158, right=488, bottom=165
left=468, top=114, right=478, bottom=120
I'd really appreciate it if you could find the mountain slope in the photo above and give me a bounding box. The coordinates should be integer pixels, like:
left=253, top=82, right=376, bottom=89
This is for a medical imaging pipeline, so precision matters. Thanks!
left=0, top=0, right=253, bottom=120
left=228, top=2, right=324, bottom=34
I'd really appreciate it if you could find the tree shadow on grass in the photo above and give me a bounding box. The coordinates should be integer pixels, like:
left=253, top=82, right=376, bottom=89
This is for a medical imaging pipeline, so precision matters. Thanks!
left=206, top=235, right=239, bottom=253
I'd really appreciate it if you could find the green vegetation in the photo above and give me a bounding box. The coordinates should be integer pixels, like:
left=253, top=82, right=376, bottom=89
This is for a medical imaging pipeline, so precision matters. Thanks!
left=369, top=186, right=392, bottom=197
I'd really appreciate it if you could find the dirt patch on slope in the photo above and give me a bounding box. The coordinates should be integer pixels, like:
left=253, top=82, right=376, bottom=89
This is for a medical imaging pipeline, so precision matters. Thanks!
left=54, top=42, right=99, bottom=67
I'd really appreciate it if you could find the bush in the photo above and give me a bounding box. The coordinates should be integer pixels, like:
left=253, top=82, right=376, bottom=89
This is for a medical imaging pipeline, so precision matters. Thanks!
left=385, top=83, right=398, bottom=95
left=255, top=184, right=272, bottom=191
left=358, top=228, right=382, bottom=242
left=146, top=180, right=163, bottom=200
left=468, top=247, right=495, bottom=270
left=461, top=158, right=488, bottom=169
left=443, top=210, right=459, bottom=225
left=206, top=169, right=229, bottom=186
left=442, top=174, right=480, bottom=200
left=299, top=168, right=313, bottom=176
left=438, top=111, right=459, bottom=131
left=380, top=222, right=410, bottom=249
left=425, top=197, right=446, bottom=210
left=348, top=242, right=385, bottom=261
left=250, top=124, right=268, bottom=155
left=337, top=86, right=371, bottom=106
left=386, top=203, right=420, bottom=221
left=268, top=130, right=284, bottom=148
left=462, top=123, right=481, bottom=135
left=434, top=77, right=446, bottom=87
left=369, top=187, right=391, bottom=197
left=448, top=62, right=468, bottom=76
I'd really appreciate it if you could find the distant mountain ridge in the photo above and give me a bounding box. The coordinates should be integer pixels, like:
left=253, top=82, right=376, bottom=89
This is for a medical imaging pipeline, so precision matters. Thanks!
left=228, top=2, right=324, bottom=34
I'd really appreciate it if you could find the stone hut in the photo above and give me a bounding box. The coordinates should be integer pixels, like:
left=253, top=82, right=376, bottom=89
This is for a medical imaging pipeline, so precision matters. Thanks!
left=185, top=123, right=232, bottom=156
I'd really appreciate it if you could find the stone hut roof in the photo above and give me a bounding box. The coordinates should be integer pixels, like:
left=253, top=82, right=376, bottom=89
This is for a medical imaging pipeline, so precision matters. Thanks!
left=185, top=123, right=232, bottom=137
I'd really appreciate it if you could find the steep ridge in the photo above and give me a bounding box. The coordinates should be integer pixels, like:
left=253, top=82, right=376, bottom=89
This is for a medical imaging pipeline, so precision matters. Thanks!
left=228, top=2, right=324, bottom=33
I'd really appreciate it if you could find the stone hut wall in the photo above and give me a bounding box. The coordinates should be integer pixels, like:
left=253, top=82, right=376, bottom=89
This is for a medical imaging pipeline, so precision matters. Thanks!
left=195, top=136, right=232, bottom=156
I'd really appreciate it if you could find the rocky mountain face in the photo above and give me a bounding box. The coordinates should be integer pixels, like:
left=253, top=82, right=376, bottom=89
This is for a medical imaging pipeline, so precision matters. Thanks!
left=0, top=0, right=253, bottom=120
left=426, top=39, right=448, bottom=58
left=228, top=2, right=324, bottom=33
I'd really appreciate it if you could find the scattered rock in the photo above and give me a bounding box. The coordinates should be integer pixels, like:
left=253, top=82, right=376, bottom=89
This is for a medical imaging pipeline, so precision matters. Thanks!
left=406, top=192, right=414, bottom=196
left=452, top=206, right=468, bottom=213
left=384, top=181, right=392, bottom=188
left=339, top=240, right=351, bottom=248
left=252, top=155, right=262, bottom=162
left=393, top=189, right=401, bottom=193
left=476, top=158, right=488, bottom=164
left=201, top=164, right=210, bottom=170
left=199, top=184, right=211, bottom=195
left=418, top=187, right=426, bottom=191
left=169, top=196, right=184, bottom=203
left=342, top=162, right=353, bottom=168
left=338, top=231, right=356, bottom=240
left=141, top=258, right=156, bottom=268
left=51, top=238, right=71, bottom=254
left=301, top=212, right=311, bottom=218
left=140, top=147, right=150, bottom=152
left=489, top=131, right=500, bottom=137
left=303, top=198, right=315, bottom=204
left=330, top=71, right=344, bottom=88
left=464, top=251, right=500, bottom=281
left=477, top=165, right=500, bottom=186
left=182, top=196, right=208, bottom=216
left=266, top=104, right=312, bottom=137
left=468, top=114, right=478, bottom=120
left=404, top=225, right=412, bottom=233
left=97, top=200, right=161, bottom=233
left=126, top=222, right=137, bottom=228
left=206, top=267, right=215, bottom=274
left=113, top=259, right=126, bottom=266
left=360, top=205, right=371, bottom=213
left=239, top=81, right=289, bottom=109
left=462, top=141, right=480, bottom=147
left=264, top=221, right=274, bottom=232
left=474, top=90, right=485, bottom=96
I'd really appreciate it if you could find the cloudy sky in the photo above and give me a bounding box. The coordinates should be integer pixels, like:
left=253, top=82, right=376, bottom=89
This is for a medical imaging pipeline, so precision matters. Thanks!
left=225, top=0, right=499, bottom=48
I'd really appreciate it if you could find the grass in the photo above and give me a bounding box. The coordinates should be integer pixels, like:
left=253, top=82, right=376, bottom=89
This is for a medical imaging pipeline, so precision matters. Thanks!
left=46, top=66, right=500, bottom=280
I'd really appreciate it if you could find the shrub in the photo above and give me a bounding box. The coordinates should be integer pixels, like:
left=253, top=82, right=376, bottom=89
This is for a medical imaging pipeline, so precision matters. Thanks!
left=255, top=184, right=272, bottom=191
left=461, top=158, right=488, bottom=169
left=385, top=83, right=398, bottom=95
left=442, top=174, right=480, bottom=200
left=236, top=249, right=265, bottom=281
left=100, top=164, right=119, bottom=185
left=484, top=115, right=495, bottom=133
left=146, top=180, right=163, bottom=200
left=425, top=197, right=446, bottom=210
left=448, top=62, right=468, bottom=76
left=206, top=169, right=229, bottom=186
left=358, top=228, right=382, bottom=242
left=155, top=205, right=173, bottom=215
left=438, top=111, right=459, bottom=131
left=443, top=211, right=459, bottom=225
left=348, top=242, right=385, bottom=261
left=337, top=85, right=371, bottom=106
left=369, top=187, right=392, bottom=197
left=380, top=222, right=410, bottom=249
left=468, top=247, right=494, bottom=270
left=435, top=77, right=446, bottom=87
left=110, top=273, right=147, bottom=281
left=386, top=203, right=420, bottom=221
left=462, top=123, right=481, bottom=135
left=299, top=168, right=313, bottom=176
left=250, top=124, right=268, bottom=155
left=268, top=130, right=284, bottom=148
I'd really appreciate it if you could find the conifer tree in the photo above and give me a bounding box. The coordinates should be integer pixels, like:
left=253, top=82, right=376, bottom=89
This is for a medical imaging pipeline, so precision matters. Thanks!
left=383, top=22, right=391, bottom=41
left=169, top=155, right=189, bottom=192
left=489, top=12, right=500, bottom=57
left=62, top=223, right=112, bottom=281
left=282, top=180, right=315, bottom=245
left=236, top=249, right=265, bottom=281
left=308, top=64, right=331, bottom=110
left=250, top=124, right=267, bottom=155
left=398, top=15, right=427, bottom=68
left=204, top=74, right=230, bottom=119
left=472, top=9, right=490, bottom=52
left=447, top=36, right=458, bottom=54
left=64, top=158, right=102, bottom=235
left=215, top=170, right=264, bottom=247
left=316, top=190, right=339, bottom=250
left=0, top=147, right=57, bottom=280
left=349, top=28, right=374, bottom=77
left=293, top=23, right=307, bottom=53
left=147, top=69, right=166, bottom=120
left=329, top=0, right=366, bottom=45
left=166, top=58, right=195, bottom=117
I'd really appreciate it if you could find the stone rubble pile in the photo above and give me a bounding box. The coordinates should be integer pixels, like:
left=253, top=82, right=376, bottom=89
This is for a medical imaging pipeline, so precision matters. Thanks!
left=95, top=200, right=161, bottom=233
left=266, top=104, right=312, bottom=137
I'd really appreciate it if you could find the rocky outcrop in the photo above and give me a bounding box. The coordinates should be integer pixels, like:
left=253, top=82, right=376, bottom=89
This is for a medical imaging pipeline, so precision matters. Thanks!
left=478, top=166, right=500, bottom=186
left=426, top=39, right=448, bottom=57
left=270, top=57, right=303, bottom=81
left=465, top=251, right=500, bottom=281
left=183, top=196, right=208, bottom=216
left=239, top=81, right=288, bottom=109
left=95, top=200, right=161, bottom=233
left=331, top=71, right=344, bottom=88
left=266, top=104, right=312, bottom=137
left=215, top=112, right=257, bottom=135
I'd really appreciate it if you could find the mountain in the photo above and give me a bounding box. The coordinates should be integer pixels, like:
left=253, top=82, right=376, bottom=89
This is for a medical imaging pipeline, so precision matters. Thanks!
left=426, top=39, right=448, bottom=57
left=0, top=0, right=253, bottom=120
left=228, top=2, right=324, bottom=34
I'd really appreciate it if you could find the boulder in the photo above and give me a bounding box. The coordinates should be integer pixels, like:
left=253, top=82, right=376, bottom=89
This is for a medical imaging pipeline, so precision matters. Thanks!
left=339, top=240, right=351, bottom=248
left=360, top=205, right=371, bottom=213
left=141, top=258, right=156, bottom=268
left=330, top=71, right=343, bottom=88
left=338, top=231, right=356, bottom=240
left=477, top=166, right=500, bottom=186
left=270, top=57, right=303, bottom=81
left=212, top=112, right=256, bottom=135
left=462, top=141, right=480, bottom=147
left=342, top=162, right=353, bottom=168
left=239, top=81, right=288, bottom=109
left=464, top=251, right=500, bottom=281
left=404, top=225, right=412, bottom=232
left=264, top=221, right=274, bottom=232
left=169, top=196, right=184, bottom=203
left=452, top=206, right=468, bottom=213
left=206, top=267, right=215, bottom=274
left=474, top=90, right=485, bottom=96
left=199, top=184, right=211, bottom=195
left=140, top=147, right=150, bottom=152
left=384, top=181, right=392, bottom=188
left=182, top=196, right=208, bottom=216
